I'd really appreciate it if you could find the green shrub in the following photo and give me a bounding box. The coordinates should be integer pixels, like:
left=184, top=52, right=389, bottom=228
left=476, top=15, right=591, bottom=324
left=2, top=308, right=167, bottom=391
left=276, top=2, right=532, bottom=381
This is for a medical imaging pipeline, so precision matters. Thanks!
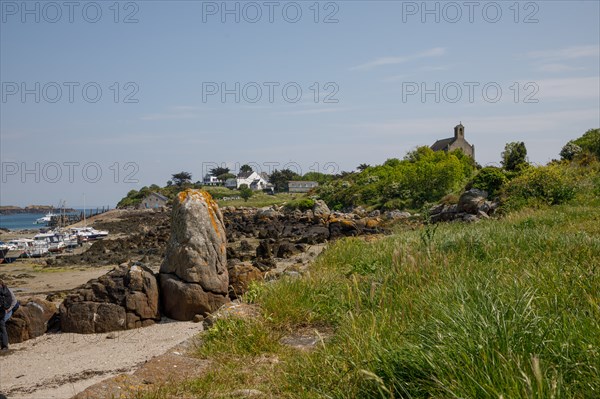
left=502, top=165, right=576, bottom=210
left=573, top=128, right=600, bottom=159
left=318, top=146, right=476, bottom=210
left=560, top=141, right=583, bottom=161
left=285, top=198, right=315, bottom=211
left=469, top=166, right=508, bottom=198
left=381, top=198, right=409, bottom=210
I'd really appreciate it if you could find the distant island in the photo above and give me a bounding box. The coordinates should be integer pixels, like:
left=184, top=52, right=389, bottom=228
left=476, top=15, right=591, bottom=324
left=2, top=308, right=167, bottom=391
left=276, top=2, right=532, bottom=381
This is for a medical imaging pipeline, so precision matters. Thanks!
left=0, top=205, right=77, bottom=215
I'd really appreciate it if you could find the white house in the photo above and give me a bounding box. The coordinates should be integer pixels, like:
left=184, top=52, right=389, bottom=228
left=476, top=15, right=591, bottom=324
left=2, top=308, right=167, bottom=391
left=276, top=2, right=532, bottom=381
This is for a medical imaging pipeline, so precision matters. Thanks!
left=225, top=171, right=269, bottom=190
left=203, top=174, right=222, bottom=186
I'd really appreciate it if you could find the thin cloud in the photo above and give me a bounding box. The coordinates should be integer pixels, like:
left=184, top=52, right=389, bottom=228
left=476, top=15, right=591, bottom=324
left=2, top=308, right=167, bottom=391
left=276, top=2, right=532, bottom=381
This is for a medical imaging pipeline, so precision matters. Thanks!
left=421, top=65, right=452, bottom=71
left=336, top=108, right=599, bottom=137
left=140, top=106, right=206, bottom=121
left=274, top=107, right=350, bottom=116
left=527, top=45, right=599, bottom=60
left=537, top=76, right=600, bottom=100
left=350, top=47, right=446, bottom=71
left=140, top=112, right=200, bottom=121
left=382, top=74, right=408, bottom=83
left=537, top=64, right=586, bottom=73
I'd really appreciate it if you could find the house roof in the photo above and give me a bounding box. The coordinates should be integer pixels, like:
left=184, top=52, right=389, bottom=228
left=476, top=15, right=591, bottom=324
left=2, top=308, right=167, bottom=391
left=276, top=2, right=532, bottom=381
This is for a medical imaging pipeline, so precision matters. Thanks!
left=237, top=171, right=254, bottom=179
left=430, top=137, right=455, bottom=151
left=149, top=192, right=168, bottom=201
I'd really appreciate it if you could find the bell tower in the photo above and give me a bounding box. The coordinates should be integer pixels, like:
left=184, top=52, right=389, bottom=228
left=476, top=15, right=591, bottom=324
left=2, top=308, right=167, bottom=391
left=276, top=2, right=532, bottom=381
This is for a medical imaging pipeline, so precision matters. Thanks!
left=454, top=122, right=464, bottom=139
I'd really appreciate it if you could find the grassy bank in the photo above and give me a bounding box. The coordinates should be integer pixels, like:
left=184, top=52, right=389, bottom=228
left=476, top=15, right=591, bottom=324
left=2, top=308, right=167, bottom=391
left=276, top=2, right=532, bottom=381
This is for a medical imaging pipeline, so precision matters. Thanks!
left=144, top=201, right=600, bottom=398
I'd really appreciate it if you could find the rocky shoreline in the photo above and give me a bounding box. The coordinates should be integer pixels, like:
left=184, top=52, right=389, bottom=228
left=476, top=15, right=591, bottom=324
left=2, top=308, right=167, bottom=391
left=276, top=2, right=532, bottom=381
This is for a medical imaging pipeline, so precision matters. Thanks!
left=0, top=189, right=496, bottom=398
left=0, top=205, right=76, bottom=215
left=3, top=195, right=401, bottom=343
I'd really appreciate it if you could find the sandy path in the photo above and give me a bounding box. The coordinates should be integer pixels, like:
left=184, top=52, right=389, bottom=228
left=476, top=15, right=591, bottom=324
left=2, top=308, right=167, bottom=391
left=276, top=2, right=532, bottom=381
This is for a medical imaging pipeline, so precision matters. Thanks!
left=0, top=319, right=204, bottom=399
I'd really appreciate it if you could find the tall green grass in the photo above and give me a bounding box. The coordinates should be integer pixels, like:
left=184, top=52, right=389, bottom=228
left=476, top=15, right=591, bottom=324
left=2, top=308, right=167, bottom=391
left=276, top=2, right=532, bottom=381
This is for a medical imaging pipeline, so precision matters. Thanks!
left=142, top=203, right=600, bottom=398
left=255, top=204, right=600, bottom=398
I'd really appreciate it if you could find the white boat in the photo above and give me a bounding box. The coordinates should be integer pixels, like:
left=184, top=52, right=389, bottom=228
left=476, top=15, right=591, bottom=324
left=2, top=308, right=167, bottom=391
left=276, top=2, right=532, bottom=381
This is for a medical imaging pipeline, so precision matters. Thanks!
left=34, top=212, right=57, bottom=225
left=4, top=238, right=48, bottom=258
left=33, top=232, right=67, bottom=253
left=0, top=241, right=12, bottom=262
left=69, top=227, right=109, bottom=241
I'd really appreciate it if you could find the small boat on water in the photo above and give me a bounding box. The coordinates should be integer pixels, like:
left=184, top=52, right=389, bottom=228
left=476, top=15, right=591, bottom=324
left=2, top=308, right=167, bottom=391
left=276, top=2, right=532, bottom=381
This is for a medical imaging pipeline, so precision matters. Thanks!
left=34, top=212, right=58, bottom=225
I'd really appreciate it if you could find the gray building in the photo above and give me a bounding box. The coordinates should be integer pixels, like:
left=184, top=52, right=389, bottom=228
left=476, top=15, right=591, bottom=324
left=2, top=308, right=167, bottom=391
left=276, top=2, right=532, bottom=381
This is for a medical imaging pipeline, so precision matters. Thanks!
left=288, top=181, right=319, bottom=193
left=431, top=123, right=475, bottom=159
left=139, top=192, right=168, bottom=209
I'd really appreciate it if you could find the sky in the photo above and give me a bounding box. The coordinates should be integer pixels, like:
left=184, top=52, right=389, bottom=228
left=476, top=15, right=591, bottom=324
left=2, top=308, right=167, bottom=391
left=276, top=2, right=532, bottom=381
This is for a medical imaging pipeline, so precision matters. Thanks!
left=1, top=0, right=599, bottom=207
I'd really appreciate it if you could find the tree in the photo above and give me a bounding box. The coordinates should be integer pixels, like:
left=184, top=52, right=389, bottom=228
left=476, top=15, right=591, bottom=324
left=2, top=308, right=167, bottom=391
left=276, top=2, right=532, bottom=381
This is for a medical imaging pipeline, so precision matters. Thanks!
left=384, top=158, right=401, bottom=168
left=209, top=167, right=230, bottom=177
left=573, top=128, right=600, bottom=159
left=269, top=169, right=301, bottom=192
left=357, top=163, right=371, bottom=172
left=239, top=164, right=253, bottom=174
left=302, top=171, right=334, bottom=184
left=239, top=184, right=253, bottom=202
left=171, top=171, right=192, bottom=186
left=166, top=180, right=173, bottom=187
left=218, top=173, right=236, bottom=182
left=501, top=142, right=528, bottom=171
left=470, top=167, right=508, bottom=198
left=560, top=141, right=582, bottom=161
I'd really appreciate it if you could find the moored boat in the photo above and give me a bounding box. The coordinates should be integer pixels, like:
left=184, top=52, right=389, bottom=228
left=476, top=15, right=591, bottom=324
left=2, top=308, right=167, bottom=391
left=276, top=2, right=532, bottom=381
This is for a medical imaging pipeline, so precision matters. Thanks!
left=34, top=212, right=58, bottom=225
left=3, top=238, right=48, bottom=259
left=69, top=227, right=109, bottom=241
left=33, top=232, right=67, bottom=253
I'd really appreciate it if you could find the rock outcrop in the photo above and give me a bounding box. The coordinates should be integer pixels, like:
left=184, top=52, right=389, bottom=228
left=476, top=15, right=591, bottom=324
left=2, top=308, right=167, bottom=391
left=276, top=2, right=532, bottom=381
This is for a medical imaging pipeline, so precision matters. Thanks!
left=228, top=261, right=263, bottom=299
left=312, top=200, right=330, bottom=220
left=429, top=189, right=497, bottom=223
left=159, top=189, right=229, bottom=321
left=60, top=262, right=160, bottom=333
left=7, top=298, right=57, bottom=343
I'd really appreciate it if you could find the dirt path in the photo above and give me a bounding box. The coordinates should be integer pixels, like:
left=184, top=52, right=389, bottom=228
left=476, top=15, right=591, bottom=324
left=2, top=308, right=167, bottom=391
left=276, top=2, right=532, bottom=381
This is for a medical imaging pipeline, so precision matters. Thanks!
left=0, top=318, right=205, bottom=399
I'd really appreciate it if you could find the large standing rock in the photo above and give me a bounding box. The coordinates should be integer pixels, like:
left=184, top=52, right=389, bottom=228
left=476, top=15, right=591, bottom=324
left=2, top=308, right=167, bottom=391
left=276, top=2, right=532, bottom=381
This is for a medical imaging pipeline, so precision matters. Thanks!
left=7, top=298, right=57, bottom=343
left=60, top=262, right=160, bottom=333
left=159, top=189, right=229, bottom=320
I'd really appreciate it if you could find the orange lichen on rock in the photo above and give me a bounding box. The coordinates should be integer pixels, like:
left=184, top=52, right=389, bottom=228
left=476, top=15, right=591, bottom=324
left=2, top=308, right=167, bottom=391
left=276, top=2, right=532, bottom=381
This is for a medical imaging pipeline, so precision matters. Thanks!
left=366, top=218, right=381, bottom=228
left=329, top=216, right=356, bottom=227
left=177, top=189, right=223, bottom=239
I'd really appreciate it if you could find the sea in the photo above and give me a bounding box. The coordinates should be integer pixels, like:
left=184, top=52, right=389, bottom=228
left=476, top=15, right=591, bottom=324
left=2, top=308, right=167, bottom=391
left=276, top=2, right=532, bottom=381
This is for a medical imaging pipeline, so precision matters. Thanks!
left=0, top=210, right=96, bottom=231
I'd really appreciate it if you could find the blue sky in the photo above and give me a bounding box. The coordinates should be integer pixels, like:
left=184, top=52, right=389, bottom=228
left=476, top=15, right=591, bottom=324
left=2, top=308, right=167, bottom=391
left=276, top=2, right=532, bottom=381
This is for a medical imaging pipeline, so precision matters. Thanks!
left=1, top=0, right=599, bottom=207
